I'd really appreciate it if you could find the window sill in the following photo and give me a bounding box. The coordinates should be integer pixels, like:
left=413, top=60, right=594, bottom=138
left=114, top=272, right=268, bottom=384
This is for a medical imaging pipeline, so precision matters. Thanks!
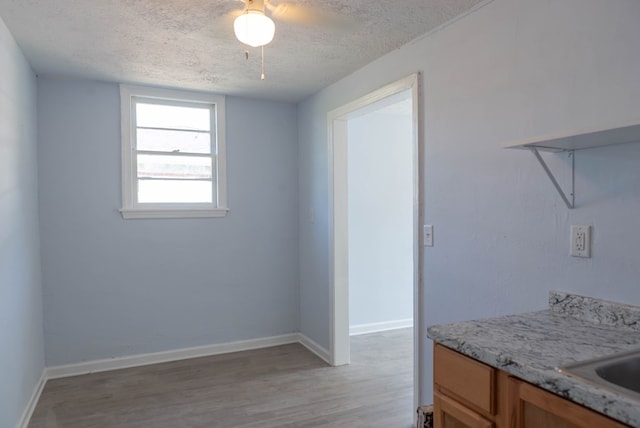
left=120, top=207, right=229, bottom=219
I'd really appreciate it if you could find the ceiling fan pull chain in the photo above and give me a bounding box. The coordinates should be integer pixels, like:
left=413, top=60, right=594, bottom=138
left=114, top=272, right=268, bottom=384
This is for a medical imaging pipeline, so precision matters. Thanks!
left=261, top=45, right=266, bottom=80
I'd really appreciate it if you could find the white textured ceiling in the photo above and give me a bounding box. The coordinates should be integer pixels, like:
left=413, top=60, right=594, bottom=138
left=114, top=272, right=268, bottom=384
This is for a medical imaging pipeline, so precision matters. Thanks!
left=0, top=0, right=486, bottom=102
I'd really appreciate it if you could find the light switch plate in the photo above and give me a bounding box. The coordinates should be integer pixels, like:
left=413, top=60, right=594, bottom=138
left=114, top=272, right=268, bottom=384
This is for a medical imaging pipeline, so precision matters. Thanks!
left=423, top=225, right=434, bottom=247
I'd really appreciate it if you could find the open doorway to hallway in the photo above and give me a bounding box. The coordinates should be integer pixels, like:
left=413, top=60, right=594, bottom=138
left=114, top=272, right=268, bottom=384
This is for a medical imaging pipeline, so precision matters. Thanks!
left=347, top=90, right=414, bottom=339
left=328, top=74, right=421, bottom=424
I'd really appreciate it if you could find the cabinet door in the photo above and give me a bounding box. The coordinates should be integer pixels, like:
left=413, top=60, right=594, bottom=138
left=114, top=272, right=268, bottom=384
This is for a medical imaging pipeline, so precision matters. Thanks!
left=434, top=391, right=494, bottom=428
left=434, top=344, right=495, bottom=415
left=508, top=377, right=628, bottom=428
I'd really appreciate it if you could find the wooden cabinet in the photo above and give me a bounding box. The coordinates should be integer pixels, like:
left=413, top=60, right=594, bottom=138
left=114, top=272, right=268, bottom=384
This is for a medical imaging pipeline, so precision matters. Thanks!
left=433, top=344, right=628, bottom=428
left=508, top=377, right=627, bottom=428
left=434, top=344, right=507, bottom=428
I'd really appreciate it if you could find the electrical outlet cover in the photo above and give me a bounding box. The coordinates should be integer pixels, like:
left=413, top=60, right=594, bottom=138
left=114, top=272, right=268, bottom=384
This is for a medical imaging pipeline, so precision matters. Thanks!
left=571, top=225, right=591, bottom=258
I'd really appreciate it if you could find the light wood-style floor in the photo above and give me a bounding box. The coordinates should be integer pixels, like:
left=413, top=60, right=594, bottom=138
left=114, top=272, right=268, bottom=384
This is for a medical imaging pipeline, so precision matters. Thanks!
left=29, top=328, right=413, bottom=428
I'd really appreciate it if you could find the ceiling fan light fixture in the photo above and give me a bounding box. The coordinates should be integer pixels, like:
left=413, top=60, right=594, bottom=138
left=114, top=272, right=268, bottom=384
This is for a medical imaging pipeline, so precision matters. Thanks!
left=234, top=10, right=275, bottom=48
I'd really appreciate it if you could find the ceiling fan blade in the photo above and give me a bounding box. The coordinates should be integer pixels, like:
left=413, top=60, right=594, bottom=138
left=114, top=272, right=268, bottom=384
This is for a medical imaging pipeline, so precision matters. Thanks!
left=266, top=1, right=352, bottom=28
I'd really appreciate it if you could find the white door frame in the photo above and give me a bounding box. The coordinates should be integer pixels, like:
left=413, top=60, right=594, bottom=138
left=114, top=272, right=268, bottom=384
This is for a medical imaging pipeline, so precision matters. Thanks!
left=327, top=73, right=423, bottom=410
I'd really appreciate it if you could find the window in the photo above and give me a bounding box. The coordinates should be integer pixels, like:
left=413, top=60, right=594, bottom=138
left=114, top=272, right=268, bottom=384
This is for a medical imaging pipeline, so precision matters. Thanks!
left=120, top=85, right=227, bottom=219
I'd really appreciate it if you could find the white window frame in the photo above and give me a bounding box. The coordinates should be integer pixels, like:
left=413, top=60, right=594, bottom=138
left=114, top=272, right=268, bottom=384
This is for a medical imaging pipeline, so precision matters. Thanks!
left=119, top=84, right=228, bottom=219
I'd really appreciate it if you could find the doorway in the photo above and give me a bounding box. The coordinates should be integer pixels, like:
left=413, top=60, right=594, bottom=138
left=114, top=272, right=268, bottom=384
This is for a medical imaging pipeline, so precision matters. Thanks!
left=328, top=74, right=422, bottom=414
left=348, top=91, right=414, bottom=336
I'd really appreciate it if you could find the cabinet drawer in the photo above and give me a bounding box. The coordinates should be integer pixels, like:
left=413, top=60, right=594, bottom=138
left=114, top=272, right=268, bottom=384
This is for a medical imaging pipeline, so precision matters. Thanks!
left=435, top=344, right=495, bottom=414
left=434, top=391, right=494, bottom=428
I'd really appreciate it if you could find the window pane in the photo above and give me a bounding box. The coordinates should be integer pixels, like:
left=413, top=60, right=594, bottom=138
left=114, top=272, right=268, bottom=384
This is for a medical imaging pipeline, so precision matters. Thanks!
left=137, top=154, right=212, bottom=180
left=138, top=180, right=212, bottom=203
left=136, top=102, right=211, bottom=131
left=137, top=129, right=211, bottom=154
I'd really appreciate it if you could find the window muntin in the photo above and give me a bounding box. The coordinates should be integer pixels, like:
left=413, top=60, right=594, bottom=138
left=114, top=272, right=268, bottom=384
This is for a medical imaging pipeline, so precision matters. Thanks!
left=120, top=85, right=227, bottom=219
left=136, top=129, right=211, bottom=154
left=133, top=98, right=214, bottom=205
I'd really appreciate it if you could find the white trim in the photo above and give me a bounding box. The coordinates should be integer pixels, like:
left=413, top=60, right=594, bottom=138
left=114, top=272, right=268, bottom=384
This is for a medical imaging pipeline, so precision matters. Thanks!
left=17, top=369, right=46, bottom=428
left=120, top=85, right=228, bottom=104
left=349, top=319, right=413, bottom=336
left=327, top=73, right=423, bottom=414
left=297, top=333, right=331, bottom=364
left=119, top=207, right=229, bottom=219
left=328, top=116, right=350, bottom=367
left=119, top=84, right=228, bottom=219
left=46, top=333, right=298, bottom=379
left=412, top=72, right=424, bottom=415
left=327, top=75, right=419, bottom=121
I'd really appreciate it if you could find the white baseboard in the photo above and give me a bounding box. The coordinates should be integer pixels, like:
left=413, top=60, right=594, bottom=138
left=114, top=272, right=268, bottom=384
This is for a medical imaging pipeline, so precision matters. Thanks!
left=349, top=318, right=413, bottom=336
left=46, top=333, right=299, bottom=380
left=17, top=369, right=46, bottom=428
left=297, top=333, right=331, bottom=365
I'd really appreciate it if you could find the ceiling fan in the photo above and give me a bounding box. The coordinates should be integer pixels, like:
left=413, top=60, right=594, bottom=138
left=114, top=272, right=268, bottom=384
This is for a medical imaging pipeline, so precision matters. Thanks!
left=231, top=0, right=349, bottom=78
left=233, top=0, right=276, bottom=48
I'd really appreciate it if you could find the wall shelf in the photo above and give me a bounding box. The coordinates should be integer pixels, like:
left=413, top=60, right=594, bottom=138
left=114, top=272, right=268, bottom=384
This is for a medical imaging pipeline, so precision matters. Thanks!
left=504, top=120, right=640, bottom=208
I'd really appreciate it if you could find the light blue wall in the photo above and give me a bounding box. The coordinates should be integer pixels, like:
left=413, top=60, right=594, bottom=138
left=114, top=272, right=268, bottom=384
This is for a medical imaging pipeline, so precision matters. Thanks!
left=298, top=0, right=640, bottom=404
left=348, top=107, right=413, bottom=327
left=0, top=16, right=44, bottom=428
left=37, top=78, right=299, bottom=365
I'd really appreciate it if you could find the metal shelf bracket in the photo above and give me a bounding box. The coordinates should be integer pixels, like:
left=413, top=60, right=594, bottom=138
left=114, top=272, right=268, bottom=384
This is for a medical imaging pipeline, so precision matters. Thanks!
left=530, top=147, right=575, bottom=209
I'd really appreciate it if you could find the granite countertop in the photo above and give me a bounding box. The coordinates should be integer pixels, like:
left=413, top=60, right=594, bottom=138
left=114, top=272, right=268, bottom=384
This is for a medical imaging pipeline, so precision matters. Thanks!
left=427, top=291, right=640, bottom=427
